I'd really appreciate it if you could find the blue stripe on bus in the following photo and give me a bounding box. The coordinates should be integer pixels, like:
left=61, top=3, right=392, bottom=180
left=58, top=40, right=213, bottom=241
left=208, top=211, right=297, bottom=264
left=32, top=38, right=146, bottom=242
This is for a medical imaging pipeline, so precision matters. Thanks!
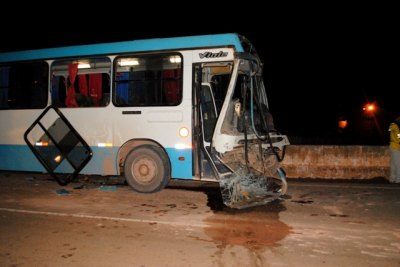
left=0, top=145, right=45, bottom=172
left=0, top=34, right=243, bottom=62
left=0, top=144, right=192, bottom=179
left=165, top=147, right=192, bottom=179
left=0, top=144, right=119, bottom=174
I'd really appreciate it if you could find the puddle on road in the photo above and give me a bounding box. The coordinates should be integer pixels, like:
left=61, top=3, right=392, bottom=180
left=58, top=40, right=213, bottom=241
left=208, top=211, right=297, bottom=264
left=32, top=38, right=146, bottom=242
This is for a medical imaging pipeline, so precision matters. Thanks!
left=203, top=187, right=292, bottom=254
left=167, top=182, right=292, bottom=260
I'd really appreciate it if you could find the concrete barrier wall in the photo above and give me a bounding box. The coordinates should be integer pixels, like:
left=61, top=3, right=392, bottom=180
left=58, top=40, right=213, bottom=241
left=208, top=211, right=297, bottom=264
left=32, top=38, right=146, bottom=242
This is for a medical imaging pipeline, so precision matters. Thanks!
left=281, top=145, right=390, bottom=179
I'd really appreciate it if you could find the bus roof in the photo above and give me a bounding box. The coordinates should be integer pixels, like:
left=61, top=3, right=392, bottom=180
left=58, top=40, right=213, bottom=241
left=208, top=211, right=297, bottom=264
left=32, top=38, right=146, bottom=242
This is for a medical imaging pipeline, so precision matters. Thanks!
left=0, top=33, right=244, bottom=63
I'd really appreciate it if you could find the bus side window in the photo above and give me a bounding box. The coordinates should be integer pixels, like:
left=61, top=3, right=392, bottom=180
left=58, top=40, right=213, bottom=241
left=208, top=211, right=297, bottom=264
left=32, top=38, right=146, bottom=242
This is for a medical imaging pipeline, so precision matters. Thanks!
left=163, top=68, right=181, bottom=105
left=0, top=62, right=48, bottom=110
left=51, top=75, right=66, bottom=107
left=115, top=72, right=129, bottom=106
left=115, top=53, right=182, bottom=107
left=51, top=57, right=111, bottom=108
left=75, top=74, right=103, bottom=107
left=0, top=67, right=10, bottom=108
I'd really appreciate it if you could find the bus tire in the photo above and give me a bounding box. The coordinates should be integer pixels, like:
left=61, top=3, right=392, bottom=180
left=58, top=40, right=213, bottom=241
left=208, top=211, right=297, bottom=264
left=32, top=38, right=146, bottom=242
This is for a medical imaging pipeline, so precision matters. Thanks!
left=124, top=145, right=170, bottom=193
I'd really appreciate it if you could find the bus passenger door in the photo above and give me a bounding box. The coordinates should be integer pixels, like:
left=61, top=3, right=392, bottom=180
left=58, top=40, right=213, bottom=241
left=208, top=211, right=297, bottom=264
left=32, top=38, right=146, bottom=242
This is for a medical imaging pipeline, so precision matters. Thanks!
left=193, top=63, right=232, bottom=181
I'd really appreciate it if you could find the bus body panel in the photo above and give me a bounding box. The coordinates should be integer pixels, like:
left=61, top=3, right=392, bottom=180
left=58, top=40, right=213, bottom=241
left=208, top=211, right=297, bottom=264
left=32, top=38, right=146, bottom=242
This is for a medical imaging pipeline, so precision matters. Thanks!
left=0, top=49, right=198, bottom=179
left=0, top=34, right=243, bottom=63
left=0, top=109, right=46, bottom=171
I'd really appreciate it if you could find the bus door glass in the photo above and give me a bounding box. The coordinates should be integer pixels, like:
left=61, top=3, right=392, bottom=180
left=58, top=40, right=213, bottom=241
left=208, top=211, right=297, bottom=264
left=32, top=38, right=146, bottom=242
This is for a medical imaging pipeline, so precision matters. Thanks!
left=200, top=83, right=217, bottom=145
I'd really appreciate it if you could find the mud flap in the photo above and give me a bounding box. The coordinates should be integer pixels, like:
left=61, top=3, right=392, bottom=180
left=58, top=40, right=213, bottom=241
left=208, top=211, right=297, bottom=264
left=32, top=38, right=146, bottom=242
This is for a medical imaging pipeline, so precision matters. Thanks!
left=24, top=106, right=92, bottom=186
left=219, top=167, right=287, bottom=209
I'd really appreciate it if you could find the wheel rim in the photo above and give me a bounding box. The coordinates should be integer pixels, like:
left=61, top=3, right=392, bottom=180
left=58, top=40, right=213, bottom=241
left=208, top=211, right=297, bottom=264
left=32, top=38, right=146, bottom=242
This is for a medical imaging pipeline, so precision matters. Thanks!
left=131, top=156, right=158, bottom=184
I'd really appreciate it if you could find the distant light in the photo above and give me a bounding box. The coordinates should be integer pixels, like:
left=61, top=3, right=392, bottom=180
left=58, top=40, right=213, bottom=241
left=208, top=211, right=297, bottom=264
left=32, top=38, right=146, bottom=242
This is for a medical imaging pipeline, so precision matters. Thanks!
left=363, top=103, right=376, bottom=112
left=338, top=120, right=348, bottom=129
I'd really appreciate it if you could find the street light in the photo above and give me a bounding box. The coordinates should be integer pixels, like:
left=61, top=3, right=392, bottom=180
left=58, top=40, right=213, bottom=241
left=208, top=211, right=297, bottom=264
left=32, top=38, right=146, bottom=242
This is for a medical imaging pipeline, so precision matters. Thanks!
left=363, top=103, right=376, bottom=114
left=363, top=103, right=378, bottom=119
left=338, top=119, right=348, bottom=129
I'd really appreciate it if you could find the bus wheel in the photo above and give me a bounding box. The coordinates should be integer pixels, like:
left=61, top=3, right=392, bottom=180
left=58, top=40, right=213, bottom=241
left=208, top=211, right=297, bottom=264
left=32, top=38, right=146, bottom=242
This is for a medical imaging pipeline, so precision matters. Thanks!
left=124, top=145, right=170, bottom=193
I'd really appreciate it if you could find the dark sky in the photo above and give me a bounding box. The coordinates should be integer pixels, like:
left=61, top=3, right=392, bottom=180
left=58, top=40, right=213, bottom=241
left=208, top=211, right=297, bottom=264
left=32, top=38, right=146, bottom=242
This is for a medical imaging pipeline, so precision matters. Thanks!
left=1, top=8, right=397, bottom=143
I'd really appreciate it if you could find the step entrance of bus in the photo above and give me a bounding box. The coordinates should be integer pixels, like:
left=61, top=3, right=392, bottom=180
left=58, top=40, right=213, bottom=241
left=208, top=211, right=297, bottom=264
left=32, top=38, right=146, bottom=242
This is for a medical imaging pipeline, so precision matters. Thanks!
left=24, top=106, right=92, bottom=186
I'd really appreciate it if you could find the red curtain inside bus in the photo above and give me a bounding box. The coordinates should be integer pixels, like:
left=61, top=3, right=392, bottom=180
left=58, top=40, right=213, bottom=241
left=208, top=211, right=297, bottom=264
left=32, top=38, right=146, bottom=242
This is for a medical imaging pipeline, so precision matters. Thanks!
left=89, top=74, right=102, bottom=106
left=65, top=64, right=78, bottom=107
left=162, top=69, right=181, bottom=105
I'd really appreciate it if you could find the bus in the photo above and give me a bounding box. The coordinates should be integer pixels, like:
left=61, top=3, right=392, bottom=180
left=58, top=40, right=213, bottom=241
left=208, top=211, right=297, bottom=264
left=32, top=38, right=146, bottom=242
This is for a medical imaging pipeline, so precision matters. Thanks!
left=0, top=33, right=289, bottom=207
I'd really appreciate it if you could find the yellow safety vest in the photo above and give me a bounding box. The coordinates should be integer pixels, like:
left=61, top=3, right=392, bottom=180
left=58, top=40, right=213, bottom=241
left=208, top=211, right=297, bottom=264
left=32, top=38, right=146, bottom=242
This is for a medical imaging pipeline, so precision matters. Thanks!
left=389, top=122, right=400, bottom=150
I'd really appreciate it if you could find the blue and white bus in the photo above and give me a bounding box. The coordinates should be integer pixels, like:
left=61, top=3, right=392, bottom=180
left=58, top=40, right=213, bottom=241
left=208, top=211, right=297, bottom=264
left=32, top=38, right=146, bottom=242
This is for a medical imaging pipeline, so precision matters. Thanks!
left=0, top=33, right=289, bottom=204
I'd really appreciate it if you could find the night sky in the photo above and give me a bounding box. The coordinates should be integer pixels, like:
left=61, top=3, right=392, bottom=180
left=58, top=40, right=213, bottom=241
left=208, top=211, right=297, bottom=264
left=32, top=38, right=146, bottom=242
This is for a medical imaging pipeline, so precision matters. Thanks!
left=0, top=8, right=397, bottom=145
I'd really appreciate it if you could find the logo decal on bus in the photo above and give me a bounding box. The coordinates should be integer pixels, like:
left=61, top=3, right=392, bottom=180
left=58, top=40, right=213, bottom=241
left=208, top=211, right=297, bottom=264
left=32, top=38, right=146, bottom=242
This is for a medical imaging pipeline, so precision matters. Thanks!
left=199, top=51, right=228, bottom=59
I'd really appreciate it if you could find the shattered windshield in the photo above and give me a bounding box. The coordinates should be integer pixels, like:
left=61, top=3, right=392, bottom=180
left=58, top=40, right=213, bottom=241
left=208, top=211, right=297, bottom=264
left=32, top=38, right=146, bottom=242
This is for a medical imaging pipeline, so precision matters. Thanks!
left=221, top=59, right=273, bottom=138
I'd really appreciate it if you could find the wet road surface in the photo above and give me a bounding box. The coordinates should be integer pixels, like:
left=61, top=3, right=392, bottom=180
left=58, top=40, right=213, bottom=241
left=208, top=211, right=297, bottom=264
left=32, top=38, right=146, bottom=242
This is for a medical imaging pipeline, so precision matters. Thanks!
left=0, top=172, right=399, bottom=266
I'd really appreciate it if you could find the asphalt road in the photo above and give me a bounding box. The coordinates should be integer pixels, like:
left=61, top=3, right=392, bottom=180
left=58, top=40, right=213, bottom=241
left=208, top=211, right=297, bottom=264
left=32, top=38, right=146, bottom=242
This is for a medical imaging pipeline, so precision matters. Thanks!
left=0, top=172, right=399, bottom=267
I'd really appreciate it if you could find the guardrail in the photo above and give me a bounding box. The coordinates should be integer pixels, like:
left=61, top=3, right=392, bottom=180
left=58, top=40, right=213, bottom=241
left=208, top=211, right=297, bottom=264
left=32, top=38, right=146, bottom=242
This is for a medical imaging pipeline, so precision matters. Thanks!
left=281, top=145, right=390, bottom=180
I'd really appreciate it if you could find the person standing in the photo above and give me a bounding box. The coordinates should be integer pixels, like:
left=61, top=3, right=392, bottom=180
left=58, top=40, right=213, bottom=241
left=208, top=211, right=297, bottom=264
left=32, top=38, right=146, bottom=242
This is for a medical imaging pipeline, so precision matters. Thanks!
left=389, top=116, right=400, bottom=183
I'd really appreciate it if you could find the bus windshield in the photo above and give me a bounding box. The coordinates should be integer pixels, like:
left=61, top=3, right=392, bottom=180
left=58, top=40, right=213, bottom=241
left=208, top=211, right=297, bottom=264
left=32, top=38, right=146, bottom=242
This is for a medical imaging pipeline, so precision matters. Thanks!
left=213, top=57, right=282, bottom=152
